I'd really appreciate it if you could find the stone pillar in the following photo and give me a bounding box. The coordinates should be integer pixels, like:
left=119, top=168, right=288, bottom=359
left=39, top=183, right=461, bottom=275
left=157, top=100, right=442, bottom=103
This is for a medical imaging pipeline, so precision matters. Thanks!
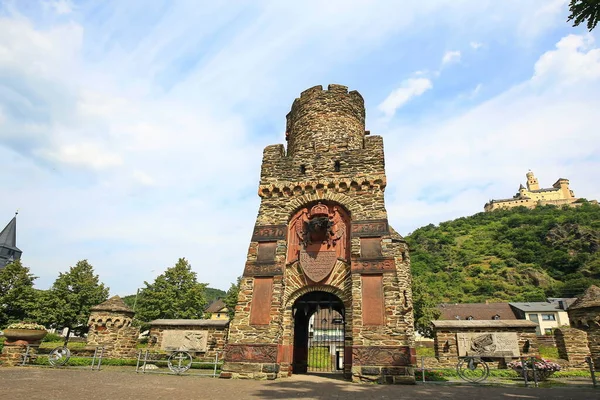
left=86, top=295, right=138, bottom=358
left=0, top=342, right=38, bottom=367
left=554, top=327, right=590, bottom=368
left=567, top=285, right=600, bottom=370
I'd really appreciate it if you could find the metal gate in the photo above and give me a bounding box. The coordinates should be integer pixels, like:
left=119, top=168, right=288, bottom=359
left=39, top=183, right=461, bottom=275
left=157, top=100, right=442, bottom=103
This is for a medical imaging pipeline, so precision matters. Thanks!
left=307, top=307, right=345, bottom=373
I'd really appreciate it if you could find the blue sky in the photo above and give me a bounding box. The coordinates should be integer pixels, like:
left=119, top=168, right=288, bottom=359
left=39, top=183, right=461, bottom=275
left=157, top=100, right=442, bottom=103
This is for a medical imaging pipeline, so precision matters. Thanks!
left=1, top=0, right=599, bottom=296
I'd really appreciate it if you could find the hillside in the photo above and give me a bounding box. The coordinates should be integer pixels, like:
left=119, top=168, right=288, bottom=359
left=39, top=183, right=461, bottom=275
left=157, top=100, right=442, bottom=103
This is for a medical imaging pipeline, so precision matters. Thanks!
left=407, top=202, right=600, bottom=335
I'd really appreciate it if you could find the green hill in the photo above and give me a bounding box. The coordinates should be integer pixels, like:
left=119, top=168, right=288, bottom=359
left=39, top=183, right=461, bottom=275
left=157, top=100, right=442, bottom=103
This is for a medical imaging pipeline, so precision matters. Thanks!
left=407, top=202, right=600, bottom=336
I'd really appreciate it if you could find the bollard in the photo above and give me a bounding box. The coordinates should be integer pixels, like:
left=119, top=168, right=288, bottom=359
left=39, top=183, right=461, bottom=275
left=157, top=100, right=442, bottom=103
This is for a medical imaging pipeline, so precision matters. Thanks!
left=421, top=356, right=425, bottom=383
left=586, top=356, right=597, bottom=389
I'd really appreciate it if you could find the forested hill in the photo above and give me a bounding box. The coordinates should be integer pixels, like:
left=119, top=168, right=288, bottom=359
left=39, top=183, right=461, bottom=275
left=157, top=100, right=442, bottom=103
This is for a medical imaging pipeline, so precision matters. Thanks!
left=407, top=202, right=600, bottom=334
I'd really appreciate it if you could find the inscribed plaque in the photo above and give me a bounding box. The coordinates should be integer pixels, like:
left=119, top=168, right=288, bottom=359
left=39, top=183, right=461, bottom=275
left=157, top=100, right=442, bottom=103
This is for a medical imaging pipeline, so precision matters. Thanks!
left=161, top=330, right=208, bottom=352
left=456, top=332, right=520, bottom=357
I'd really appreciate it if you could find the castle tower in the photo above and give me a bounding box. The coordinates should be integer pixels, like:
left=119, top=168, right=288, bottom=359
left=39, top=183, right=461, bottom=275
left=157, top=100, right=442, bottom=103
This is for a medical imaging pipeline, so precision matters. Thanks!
left=221, top=85, right=415, bottom=383
left=0, top=212, right=22, bottom=269
left=553, top=178, right=574, bottom=199
left=86, top=296, right=138, bottom=358
left=526, top=170, right=540, bottom=191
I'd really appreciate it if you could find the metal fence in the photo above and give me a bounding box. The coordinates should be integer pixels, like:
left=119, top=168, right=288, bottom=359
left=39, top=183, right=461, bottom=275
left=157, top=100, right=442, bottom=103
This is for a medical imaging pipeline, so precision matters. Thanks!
left=16, top=346, right=222, bottom=377
left=415, top=355, right=597, bottom=388
left=135, top=350, right=222, bottom=377
left=19, top=345, right=104, bottom=370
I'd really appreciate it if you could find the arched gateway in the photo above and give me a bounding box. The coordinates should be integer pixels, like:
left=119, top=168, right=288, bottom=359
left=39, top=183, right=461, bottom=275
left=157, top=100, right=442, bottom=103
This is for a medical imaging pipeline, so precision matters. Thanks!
left=221, top=84, right=416, bottom=383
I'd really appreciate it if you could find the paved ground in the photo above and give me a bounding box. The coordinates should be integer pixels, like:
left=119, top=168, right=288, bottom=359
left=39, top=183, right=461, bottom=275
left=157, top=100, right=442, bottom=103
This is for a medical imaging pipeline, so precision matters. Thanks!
left=1, top=367, right=598, bottom=399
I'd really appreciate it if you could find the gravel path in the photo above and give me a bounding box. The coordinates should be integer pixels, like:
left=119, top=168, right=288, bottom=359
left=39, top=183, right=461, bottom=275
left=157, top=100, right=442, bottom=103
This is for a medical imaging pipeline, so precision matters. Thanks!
left=1, top=367, right=598, bottom=399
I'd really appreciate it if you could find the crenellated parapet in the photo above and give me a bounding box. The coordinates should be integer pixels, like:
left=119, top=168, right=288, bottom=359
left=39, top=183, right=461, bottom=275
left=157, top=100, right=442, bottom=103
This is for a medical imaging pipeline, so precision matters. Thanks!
left=86, top=296, right=138, bottom=358
left=285, top=84, right=366, bottom=158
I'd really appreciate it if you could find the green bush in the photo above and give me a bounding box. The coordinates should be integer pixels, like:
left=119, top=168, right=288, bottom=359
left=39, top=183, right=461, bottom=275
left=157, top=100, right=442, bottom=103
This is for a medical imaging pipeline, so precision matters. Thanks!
left=43, top=333, right=63, bottom=343
left=0, top=336, right=5, bottom=353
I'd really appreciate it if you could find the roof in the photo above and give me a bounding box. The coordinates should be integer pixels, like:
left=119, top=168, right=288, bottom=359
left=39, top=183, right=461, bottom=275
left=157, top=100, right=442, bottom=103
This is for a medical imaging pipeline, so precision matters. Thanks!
left=437, top=303, right=517, bottom=321
left=0, top=216, right=20, bottom=251
left=509, top=300, right=568, bottom=313
left=90, top=295, right=134, bottom=314
left=205, top=299, right=227, bottom=313
left=148, top=319, right=229, bottom=327
left=569, top=285, right=600, bottom=310
left=530, top=187, right=560, bottom=193
left=432, top=320, right=537, bottom=329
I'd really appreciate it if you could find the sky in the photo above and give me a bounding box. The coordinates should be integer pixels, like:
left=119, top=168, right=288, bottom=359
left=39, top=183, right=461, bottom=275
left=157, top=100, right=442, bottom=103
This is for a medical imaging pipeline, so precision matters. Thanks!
left=1, top=0, right=599, bottom=296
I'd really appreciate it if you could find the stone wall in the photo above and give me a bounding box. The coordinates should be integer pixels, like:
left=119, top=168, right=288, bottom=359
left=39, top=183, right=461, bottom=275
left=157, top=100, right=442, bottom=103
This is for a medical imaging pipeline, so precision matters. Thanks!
left=432, top=321, right=539, bottom=367
left=568, top=305, right=600, bottom=370
left=554, top=327, right=590, bottom=368
left=148, top=320, right=229, bottom=360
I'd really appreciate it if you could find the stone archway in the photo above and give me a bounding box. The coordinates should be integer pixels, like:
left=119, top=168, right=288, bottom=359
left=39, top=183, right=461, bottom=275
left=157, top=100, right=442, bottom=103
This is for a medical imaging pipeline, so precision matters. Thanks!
left=291, top=291, right=346, bottom=374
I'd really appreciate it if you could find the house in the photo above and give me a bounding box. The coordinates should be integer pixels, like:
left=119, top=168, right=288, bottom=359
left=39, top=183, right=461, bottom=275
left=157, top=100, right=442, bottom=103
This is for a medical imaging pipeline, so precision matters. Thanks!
left=437, top=302, right=518, bottom=321
left=509, top=298, right=576, bottom=335
left=205, top=299, right=230, bottom=320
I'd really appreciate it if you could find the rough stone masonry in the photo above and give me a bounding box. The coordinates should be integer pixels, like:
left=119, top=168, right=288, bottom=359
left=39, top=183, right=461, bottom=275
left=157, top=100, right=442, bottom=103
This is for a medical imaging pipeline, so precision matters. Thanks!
left=221, top=84, right=416, bottom=383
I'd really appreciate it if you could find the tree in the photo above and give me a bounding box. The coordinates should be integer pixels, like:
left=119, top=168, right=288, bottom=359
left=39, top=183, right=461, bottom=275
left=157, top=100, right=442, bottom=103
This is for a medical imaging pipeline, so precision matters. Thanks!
left=135, top=258, right=208, bottom=325
left=224, top=276, right=242, bottom=319
left=411, top=279, right=441, bottom=338
left=568, top=0, right=600, bottom=32
left=0, top=260, right=38, bottom=328
left=38, top=260, right=109, bottom=341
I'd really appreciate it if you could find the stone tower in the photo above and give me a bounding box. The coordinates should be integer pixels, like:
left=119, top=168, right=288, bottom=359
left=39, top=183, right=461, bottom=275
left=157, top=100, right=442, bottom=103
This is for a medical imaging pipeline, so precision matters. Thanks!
left=221, top=85, right=415, bottom=383
left=0, top=213, right=22, bottom=269
left=86, top=296, right=138, bottom=358
left=526, top=170, right=540, bottom=191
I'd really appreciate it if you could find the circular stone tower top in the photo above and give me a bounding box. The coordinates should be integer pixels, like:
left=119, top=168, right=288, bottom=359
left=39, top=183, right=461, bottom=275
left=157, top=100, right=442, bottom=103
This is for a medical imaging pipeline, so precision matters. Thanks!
left=285, top=84, right=365, bottom=158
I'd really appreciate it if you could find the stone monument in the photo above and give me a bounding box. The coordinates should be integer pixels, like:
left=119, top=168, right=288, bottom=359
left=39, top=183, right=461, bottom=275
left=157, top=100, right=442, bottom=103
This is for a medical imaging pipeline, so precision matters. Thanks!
left=221, top=84, right=415, bottom=383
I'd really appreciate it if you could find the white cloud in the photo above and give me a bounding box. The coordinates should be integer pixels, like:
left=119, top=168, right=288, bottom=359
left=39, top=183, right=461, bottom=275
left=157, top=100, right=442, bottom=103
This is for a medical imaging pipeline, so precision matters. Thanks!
left=383, top=33, right=600, bottom=235
left=442, top=50, right=461, bottom=65
left=43, top=0, right=74, bottom=15
left=470, top=41, right=483, bottom=49
left=378, top=78, right=433, bottom=117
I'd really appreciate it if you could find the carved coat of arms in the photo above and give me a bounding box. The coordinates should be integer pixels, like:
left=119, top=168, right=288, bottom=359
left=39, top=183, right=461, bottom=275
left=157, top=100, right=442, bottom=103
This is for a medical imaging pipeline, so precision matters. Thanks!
left=287, top=202, right=350, bottom=282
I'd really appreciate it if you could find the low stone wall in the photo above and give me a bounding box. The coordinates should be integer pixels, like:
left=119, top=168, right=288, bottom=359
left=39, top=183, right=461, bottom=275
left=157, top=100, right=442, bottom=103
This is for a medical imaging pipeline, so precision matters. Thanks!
left=148, top=319, right=229, bottom=360
left=431, top=320, right=539, bottom=367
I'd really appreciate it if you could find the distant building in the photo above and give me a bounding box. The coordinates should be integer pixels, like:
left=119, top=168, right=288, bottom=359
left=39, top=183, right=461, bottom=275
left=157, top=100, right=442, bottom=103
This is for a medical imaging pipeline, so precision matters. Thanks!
left=0, top=213, right=21, bottom=269
left=437, top=302, right=518, bottom=321
left=205, top=299, right=229, bottom=320
left=484, top=170, right=596, bottom=212
left=509, top=298, right=576, bottom=335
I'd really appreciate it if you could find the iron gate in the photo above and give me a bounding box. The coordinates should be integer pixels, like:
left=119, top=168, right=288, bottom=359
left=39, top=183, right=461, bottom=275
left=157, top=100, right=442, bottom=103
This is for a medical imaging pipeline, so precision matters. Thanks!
left=307, top=307, right=345, bottom=373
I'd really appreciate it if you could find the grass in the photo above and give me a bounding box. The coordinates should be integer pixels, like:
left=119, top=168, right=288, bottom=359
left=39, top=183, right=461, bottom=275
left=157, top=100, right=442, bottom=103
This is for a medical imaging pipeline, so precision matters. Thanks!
left=539, top=345, right=560, bottom=359
left=39, top=341, right=87, bottom=350
left=415, top=346, right=435, bottom=357
left=308, top=347, right=333, bottom=369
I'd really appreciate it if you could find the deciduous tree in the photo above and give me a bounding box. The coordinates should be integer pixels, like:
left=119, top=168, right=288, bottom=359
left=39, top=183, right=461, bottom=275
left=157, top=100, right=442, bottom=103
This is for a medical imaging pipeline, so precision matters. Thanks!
left=0, top=260, right=38, bottom=328
left=224, top=276, right=241, bottom=319
left=135, top=258, right=207, bottom=324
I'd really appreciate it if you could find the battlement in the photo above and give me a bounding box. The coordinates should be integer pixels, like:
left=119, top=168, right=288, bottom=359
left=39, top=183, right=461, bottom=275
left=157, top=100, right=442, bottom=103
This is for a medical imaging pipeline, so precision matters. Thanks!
left=286, top=84, right=366, bottom=158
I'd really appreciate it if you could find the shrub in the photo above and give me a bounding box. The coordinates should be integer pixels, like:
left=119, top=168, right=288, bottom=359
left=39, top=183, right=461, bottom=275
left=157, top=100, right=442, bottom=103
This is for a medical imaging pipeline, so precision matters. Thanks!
left=43, top=333, right=63, bottom=343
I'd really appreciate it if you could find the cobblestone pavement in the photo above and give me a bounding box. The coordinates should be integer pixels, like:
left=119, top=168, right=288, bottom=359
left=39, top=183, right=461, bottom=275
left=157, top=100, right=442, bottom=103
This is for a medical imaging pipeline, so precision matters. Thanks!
left=1, top=368, right=598, bottom=400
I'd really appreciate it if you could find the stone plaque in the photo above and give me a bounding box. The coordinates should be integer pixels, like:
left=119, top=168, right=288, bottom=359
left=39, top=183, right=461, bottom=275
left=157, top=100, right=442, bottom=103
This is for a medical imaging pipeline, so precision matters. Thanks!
left=299, top=250, right=337, bottom=282
left=352, top=258, right=395, bottom=274
left=243, top=263, right=283, bottom=277
left=456, top=332, right=520, bottom=357
left=351, top=219, right=389, bottom=238
left=352, top=346, right=412, bottom=366
left=162, top=330, right=208, bottom=352
left=252, top=225, right=286, bottom=242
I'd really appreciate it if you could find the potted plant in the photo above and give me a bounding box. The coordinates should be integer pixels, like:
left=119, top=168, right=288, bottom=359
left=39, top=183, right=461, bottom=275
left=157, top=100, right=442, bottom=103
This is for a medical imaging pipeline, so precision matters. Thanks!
left=507, top=357, right=561, bottom=381
left=3, top=322, right=48, bottom=343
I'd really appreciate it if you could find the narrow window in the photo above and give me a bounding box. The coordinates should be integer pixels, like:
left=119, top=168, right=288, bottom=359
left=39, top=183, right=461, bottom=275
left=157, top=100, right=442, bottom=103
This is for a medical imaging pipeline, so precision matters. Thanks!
left=334, top=160, right=341, bottom=172
left=300, top=165, right=306, bottom=174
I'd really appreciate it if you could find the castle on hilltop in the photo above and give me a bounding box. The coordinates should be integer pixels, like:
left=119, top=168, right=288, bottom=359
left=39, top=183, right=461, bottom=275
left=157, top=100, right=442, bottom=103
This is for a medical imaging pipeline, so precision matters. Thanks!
left=484, top=171, right=595, bottom=212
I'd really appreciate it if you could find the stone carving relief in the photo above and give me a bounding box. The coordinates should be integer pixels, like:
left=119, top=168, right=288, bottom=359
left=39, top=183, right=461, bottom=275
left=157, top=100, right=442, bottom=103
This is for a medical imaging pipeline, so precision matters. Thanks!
left=162, top=330, right=208, bottom=352
left=287, top=202, right=350, bottom=282
left=456, top=332, right=520, bottom=357
left=225, top=344, right=278, bottom=363
left=352, top=346, right=411, bottom=366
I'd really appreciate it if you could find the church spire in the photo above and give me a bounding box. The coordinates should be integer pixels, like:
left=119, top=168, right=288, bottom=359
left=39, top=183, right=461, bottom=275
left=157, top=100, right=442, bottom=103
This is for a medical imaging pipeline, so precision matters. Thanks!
left=0, top=212, right=22, bottom=268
